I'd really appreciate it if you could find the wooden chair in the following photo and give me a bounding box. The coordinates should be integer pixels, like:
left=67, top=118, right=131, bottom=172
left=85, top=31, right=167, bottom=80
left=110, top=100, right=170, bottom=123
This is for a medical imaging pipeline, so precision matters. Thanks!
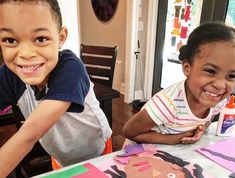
left=80, top=44, right=118, bottom=88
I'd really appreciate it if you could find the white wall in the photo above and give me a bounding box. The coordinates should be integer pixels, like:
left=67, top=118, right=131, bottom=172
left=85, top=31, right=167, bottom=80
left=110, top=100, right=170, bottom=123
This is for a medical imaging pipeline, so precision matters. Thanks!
left=58, top=0, right=80, bottom=56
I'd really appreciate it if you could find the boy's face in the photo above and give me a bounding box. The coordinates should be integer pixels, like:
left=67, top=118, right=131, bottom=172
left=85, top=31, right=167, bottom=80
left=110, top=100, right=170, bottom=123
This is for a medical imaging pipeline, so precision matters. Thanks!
left=0, top=3, right=67, bottom=90
left=182, top=41, right=235, bottom=110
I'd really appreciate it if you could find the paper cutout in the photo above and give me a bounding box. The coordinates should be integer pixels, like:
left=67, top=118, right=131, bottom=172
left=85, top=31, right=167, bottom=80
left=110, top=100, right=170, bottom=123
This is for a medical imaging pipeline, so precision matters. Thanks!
left=171, top=28, right=180, bottom=36
left=171, top=36, right=177, bottom=46
left=184, top=6, right=191, bottom=22
left=42, top=165, right=88, bottom=178
left=72, top=163, right=108, bottom=178
left=180, top=26, right=188, bottom=39
left=181, top=8, right=185, bottom=20
left=174, top=18, right=181, bottom=29
left=42, top=163, right=108, bottom=178
left=132, top=161, right=149, bottom=166
left=98, top=144, right=214, bottom=178
left=0, top=105, right=12, bottom=115
left=117, top=144, right=144, bottom=157
left=174, top=6, right=181, bottom=18
left=152, top=168, right=161, bottom=177
left=114, top=155, right=131, bottom=164
left=197, top=137, right=235, bottom=172
left=137, top=163, right=152, bottom=172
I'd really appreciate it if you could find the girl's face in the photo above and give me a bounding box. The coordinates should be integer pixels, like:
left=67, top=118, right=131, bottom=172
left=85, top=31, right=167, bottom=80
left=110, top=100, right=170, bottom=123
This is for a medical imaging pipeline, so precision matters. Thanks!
left=0, top=3, right=67, bottom=90
left=183, top=41, right=235, bottom=111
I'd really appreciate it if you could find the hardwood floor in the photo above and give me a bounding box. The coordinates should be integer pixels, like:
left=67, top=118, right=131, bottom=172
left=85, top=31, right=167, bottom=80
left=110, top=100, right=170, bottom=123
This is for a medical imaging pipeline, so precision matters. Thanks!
left=112, top=94, right=137, bottom=151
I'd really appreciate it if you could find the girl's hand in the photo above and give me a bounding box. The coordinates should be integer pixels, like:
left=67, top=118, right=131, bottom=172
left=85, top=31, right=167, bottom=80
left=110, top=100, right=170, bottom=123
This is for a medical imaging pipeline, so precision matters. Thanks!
left=180, top=125, right=205, bottom=144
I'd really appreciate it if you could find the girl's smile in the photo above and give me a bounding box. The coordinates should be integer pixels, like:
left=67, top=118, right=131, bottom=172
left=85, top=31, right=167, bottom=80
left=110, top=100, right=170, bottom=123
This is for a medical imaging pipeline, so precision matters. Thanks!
left=183, top=41, right=235, bottom=117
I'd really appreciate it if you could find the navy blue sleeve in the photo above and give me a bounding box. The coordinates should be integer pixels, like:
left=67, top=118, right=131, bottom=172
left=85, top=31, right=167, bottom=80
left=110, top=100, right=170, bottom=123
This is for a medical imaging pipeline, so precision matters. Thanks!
left=0, top=64, right=25, bottom=110
left=45, top=50, right=90, bottom=112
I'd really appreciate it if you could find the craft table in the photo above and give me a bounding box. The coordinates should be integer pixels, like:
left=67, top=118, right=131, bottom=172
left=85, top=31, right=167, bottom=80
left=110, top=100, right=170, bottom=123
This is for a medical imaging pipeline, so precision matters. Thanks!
left=32, top=122, right=234, bottom=178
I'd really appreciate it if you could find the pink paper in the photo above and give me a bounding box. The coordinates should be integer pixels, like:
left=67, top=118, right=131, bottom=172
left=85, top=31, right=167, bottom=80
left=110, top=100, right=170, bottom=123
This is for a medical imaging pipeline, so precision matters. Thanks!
left=114, top=155, right=131, bottom=164
left=137, top=164, right=152, bottom=172
left=98, top=144, right=214, bottom=178
left=71, top=163, right=108, bottom=178
left=197, top=137, right=235, bottom=172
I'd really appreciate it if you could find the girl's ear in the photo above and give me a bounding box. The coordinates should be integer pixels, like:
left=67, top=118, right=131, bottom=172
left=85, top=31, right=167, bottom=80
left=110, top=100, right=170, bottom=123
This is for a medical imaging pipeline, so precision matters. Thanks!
left=58, top=26, right=68, bottom=48
left=182, top=60, right=191, bottom=76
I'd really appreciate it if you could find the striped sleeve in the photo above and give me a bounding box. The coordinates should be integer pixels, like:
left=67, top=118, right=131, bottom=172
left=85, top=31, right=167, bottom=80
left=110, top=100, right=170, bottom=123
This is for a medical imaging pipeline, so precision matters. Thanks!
left=145, top=84, right=180, bottom=126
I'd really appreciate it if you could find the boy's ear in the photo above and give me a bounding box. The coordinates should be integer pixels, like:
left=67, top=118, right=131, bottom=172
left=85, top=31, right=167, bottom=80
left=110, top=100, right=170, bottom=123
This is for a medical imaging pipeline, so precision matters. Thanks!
left=59, top=26, right=68, bottom=48
left=182, top=60, right=191, bottom=76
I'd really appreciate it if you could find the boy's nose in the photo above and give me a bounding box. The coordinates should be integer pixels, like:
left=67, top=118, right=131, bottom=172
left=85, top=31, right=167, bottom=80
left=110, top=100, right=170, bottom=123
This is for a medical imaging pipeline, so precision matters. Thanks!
left=18, top=43, right=36, bottom=59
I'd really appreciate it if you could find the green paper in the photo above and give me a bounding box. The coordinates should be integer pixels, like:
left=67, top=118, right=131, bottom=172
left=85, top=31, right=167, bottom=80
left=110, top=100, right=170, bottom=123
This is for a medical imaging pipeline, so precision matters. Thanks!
left=41, top=165, right=88, bottom=178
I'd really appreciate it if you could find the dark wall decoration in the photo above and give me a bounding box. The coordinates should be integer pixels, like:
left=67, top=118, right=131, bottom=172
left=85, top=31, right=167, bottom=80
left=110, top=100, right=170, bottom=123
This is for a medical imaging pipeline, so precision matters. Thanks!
left=91, top=0, right=118, bottom=22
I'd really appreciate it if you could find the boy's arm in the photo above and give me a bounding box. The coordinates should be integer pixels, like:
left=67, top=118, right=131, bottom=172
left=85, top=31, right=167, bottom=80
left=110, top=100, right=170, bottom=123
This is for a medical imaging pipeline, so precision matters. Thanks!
left=0, top=99, right=70, bottom=178
left=122, top=109, right=194, bottom=145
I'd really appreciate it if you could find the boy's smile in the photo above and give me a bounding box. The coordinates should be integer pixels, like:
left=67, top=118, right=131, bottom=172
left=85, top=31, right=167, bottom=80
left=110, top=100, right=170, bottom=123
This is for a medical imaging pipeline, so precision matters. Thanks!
left=183, top=41, right=235, bottom=117
left=0, top=2, right=67, bottom=90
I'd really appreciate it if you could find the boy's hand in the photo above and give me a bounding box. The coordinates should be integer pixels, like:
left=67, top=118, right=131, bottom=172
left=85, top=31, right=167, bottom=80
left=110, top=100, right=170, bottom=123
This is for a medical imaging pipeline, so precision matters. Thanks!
left=180, top=125, right=205, bottom=144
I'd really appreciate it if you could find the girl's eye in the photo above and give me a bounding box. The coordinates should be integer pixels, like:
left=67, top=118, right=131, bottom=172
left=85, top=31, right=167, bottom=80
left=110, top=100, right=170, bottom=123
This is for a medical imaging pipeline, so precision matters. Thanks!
left=2, top=37, right=17, bottom=44
left=204, top=69, right=216, bottom=75
left=228, top=74, right=235, bottom=80
left=35, top=36, right=48, bottom=43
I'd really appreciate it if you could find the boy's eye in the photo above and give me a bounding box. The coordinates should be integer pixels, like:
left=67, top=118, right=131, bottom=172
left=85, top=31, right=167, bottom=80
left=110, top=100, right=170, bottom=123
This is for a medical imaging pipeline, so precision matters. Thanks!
left=204, top=69, right=216, bottom=75
left=35, top=36, right=48, bottom=43
left=2, top=37, right=17, bottom=44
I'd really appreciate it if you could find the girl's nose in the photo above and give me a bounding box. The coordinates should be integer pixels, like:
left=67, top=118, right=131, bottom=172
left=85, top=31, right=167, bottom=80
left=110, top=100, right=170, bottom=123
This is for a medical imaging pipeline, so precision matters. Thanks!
left=212, top=79, right=226, bottom=90
left=18, top=43, right=36, bottom=59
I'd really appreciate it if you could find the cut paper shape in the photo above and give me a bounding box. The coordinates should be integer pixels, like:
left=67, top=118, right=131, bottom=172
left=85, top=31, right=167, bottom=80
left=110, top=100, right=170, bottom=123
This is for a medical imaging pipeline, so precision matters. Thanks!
left=174, top=6, right=181, bottom=18
left=171, top=28, right=180, bottom=36
left=184, top=5, right=191, bottom=22
left=181, top=8, right=185, bottom=20
left=125, top=156, right=185, bottom=178
left=197, top=137, right=235, bottom=172
left=152, top=168, right=161, bottom=177
left=180, top=26, right=188, bottom=39
left=137, top=164, right=152, bottom=172
left=98, top=144, right=214, bottom=178
left=132, top=161, right=149, bottom=166
left=171, top=36, right=176, bottom=46
left=72, top=163, right=108, bottom=178
left=42, top=165, right=88, bottom=178
left=117, top=144, right=144, bottom=157
left=114, top=155, right=131, bottom=164
left=174, top=18, right=181, bottom=29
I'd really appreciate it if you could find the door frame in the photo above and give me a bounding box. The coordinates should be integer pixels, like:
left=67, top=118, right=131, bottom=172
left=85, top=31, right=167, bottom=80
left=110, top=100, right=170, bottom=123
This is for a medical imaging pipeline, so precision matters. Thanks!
left=124, top=0, right=158, bottom=103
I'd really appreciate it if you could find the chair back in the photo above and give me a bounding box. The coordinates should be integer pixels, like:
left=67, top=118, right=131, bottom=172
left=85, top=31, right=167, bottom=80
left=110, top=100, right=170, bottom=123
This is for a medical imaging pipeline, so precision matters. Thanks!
left=80, top=44, right=118, bottom=88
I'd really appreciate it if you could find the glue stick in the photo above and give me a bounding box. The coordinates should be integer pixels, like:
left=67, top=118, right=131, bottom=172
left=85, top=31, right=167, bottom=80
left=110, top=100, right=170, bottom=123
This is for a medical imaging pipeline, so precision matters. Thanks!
left=216, top=95, right=235, bottom=136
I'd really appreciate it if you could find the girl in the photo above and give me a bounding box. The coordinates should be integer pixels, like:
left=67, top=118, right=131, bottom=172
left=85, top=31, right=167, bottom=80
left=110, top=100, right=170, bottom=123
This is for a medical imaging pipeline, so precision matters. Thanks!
left=123, top=22, right=235, bottom=145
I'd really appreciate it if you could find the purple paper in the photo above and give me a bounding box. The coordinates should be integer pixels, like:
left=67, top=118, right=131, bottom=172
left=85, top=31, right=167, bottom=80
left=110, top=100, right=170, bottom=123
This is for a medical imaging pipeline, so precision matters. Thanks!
left=196, top=137, right=235, bottom=172
left=117, top=144, right=144, bottom=157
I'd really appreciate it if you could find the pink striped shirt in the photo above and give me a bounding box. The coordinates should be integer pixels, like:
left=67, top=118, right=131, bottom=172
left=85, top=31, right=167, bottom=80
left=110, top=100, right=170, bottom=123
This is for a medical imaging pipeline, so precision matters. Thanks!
left=144, top=80, right=226, bottom=134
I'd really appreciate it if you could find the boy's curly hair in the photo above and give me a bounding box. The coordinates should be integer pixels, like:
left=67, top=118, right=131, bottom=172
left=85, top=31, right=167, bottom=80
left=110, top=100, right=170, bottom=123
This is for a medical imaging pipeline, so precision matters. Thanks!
left=0, top=0, right=62, bottom=30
